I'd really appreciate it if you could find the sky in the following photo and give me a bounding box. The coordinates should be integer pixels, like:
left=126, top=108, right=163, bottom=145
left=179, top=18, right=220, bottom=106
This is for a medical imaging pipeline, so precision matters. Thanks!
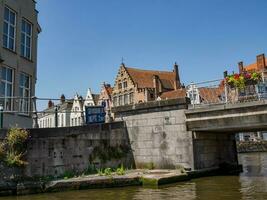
left=36, top=0, right=267, bottom=107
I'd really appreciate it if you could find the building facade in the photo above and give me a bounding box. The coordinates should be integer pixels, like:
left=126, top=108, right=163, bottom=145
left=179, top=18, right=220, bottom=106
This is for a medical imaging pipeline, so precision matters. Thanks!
left=38, top=95, right=73, bottom=128
left=0, top=0, right=41, bottom=128
left=98, top=82, right=113, bottom=122
left=112, top=63, right=183, bottom=106
left=70, top=89, right=99, bottom=126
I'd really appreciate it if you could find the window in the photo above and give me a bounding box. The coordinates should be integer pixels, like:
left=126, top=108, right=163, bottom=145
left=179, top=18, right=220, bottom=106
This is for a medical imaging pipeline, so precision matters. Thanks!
left=0, top=67, right=13, bottom=110
left=119, top=95, right=123, bottom=106
left=3, top=7, right=16, bottom=51
left=61, top=114, right=64, bottom=127
left=123, top=81, right=127, bottom=89
left=19, top=73, right=31, bottom=113
left=113, top=96, right=117, bottom=106
left=118, top=83, right=122, bottom=89
left=124, top=94, right=128, bottom=105
left=129, top=93, right=133, bottom=104
left=21, top=19, right=32, bottom=59
left=150, top=93, right=154, bottom=99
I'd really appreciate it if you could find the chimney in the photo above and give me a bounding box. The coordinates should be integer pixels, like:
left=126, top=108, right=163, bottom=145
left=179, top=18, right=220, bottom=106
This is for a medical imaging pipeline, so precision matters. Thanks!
left=223, top=71, right=228, bottom=78
left=153, top=75, right=160, bottom=98
left=60, top=94, right=65, bottom=103
left=48, top=100, right=53, bottom=108
left=238, top=62, right=244, bottom=73
left=256, top=54, right=266, bottom=71
left=173, top=62, right=181, bottom=90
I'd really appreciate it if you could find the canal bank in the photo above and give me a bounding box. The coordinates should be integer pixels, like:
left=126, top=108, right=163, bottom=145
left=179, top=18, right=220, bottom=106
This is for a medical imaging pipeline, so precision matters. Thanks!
left=0, top=165, right=242, bottom=196
left=0, top=152, right=266, bottom=200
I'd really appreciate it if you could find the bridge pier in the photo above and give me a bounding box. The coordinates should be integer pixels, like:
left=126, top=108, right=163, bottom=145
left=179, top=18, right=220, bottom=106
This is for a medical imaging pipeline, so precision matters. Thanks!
left=192, top=132, right=238, bottom=170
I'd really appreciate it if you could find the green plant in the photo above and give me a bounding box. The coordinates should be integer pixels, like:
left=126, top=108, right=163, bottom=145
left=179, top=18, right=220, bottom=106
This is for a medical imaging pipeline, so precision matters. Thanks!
left=62, top=170, right=75, bottom=179
left=0, top=143, right=5, bottom=159
left=225, top=71, right=261, bottom=89
left=104, top=168, right=112, bottom=176
left=0, top=128, right=29, bottom=167
left=116, top=164, right=126, bottom=175
left=6, top=128, right=28, bottom=149
left=5, top=151, right=27, bottom=167
left=97, top=168, right=104, bottom=176
left=97, top=168, right=113, bottom=176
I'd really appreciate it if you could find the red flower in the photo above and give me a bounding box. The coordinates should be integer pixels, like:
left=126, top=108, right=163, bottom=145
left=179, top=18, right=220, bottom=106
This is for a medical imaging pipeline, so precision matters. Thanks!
left=234, top=74, right=239, bottom=80
left=244, top=73, right=251, bottom=79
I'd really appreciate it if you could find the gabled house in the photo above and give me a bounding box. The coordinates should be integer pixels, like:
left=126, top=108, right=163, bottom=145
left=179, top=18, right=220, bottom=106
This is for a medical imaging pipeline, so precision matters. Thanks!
left=98, top=83, right=113, bottom=122
left=70, top=94, right=84, bottom=126
left=112, top=62, right=183, bottom=106
left=70, top=89, right=99, bottom=126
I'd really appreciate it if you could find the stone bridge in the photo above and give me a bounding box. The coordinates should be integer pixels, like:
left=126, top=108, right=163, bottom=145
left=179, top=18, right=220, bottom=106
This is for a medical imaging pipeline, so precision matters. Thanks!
left=185, top=101, right=267, bottom=133
left=113, top=98, right=267, bottom=171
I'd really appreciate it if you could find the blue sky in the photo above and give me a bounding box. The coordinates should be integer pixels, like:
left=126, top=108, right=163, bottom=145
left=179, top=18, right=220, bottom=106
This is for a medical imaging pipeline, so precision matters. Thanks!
left=36, top=0, right=267, bottom=105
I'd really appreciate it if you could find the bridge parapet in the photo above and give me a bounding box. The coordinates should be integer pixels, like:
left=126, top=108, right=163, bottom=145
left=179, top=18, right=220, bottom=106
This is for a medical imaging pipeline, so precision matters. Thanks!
left=185, top=100, right=267, bottom=132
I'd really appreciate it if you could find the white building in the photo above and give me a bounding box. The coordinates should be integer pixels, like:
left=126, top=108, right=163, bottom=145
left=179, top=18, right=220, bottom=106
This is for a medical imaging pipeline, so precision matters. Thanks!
left=38, top=95, right=73, bottom=128
left=70, top=89, right=99, bottom=126
left=70, top=94, right=84, bottom=127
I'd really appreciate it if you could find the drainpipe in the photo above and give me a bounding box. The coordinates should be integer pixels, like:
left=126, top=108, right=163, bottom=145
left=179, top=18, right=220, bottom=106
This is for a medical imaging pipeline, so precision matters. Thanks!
left=0, top=104, right=3, bottom=129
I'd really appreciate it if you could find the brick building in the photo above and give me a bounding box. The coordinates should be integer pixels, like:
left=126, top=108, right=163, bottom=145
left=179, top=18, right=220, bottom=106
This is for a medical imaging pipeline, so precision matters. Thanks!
left=112, top=62, right=183, bottom=106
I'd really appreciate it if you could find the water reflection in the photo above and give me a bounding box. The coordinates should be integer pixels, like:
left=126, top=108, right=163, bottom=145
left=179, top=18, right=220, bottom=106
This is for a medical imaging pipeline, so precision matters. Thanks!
left=1, top=152, right=266, bottom=200
left=239, top=153, right=267, bottom=200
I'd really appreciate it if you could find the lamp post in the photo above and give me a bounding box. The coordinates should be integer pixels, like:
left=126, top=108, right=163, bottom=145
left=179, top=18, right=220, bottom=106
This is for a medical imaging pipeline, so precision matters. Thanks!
left=32, top=96, right=39, bottom=128
left=0, top=104, right=3, bottom=129
left=55, top=106, right=58, bottom=128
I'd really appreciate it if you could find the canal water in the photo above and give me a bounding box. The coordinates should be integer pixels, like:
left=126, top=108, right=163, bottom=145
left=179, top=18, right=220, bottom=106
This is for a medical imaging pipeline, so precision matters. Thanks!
left=1, top=152, right=267, bottom=200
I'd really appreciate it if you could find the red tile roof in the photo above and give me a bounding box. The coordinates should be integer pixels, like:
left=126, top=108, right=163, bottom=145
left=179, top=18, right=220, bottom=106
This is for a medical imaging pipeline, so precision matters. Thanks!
left=198, top=87, right=224, bottom=103
left=160, top=89, right=186, bottom=100
left=105, top=85, right=113, bottom=96
left=125, top=67, right=176, bottom=89
left=244, top=58, right=267, bottom=72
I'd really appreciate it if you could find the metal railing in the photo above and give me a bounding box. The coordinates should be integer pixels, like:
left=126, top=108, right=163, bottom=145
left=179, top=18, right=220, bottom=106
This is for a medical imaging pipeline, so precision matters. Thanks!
left=187, top=78, right=267, bottom=109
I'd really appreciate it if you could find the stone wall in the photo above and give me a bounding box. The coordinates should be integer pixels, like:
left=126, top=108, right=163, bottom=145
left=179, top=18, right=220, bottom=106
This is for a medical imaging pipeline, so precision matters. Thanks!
left=0, top=122, right=133, bottom=178
left=113, top=98, right=195, bottom=170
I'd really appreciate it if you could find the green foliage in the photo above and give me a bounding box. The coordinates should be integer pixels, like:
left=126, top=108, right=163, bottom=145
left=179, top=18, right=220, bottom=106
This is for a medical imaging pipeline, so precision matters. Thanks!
left=116, top=164, right=126, bottom=175
left=225, top=71, right=261, bottom=89
left=0, top=128, right=29, bottom=167
left=6, top=128, right=28, bottom=148
left=0, top=143, right=5, bottom=159
left=97, top=168, right=105, bottom=176
left=5, top=151, right=27, bottom=167
left=63, top=170, right=75, bottom=179
left=97, top=167, right=116, bottom=176
left=104, top=168, right=112, bottom=176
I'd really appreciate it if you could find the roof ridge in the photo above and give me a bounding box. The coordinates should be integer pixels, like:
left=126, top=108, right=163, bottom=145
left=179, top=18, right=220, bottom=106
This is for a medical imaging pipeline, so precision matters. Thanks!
left=125, top=66, right=174, bottom=74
